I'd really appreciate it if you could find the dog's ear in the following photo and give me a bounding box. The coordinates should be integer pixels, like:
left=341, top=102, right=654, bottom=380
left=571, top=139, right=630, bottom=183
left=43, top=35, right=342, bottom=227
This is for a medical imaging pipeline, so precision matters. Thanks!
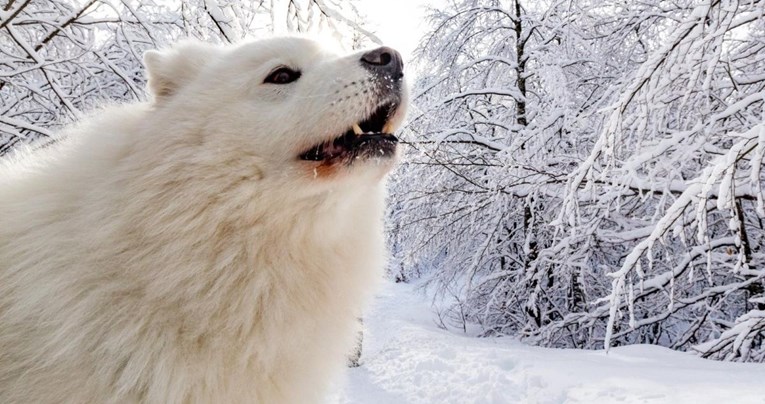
left=143, top=42, right=220, bottom=102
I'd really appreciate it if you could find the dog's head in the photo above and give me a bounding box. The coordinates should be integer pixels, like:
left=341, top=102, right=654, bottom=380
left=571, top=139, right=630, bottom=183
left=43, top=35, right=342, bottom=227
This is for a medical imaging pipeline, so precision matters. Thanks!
left=143, top=37, right=408, bottom=193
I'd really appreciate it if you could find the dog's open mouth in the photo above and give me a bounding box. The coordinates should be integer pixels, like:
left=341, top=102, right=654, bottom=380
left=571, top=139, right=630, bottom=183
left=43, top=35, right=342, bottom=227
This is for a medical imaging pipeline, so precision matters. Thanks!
left=299, top=103, right=399, bottom=163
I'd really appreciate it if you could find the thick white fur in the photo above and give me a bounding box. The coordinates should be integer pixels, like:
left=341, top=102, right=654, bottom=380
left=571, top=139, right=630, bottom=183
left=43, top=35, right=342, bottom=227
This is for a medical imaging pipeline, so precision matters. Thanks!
left=0, top=37, right=408, bottom=403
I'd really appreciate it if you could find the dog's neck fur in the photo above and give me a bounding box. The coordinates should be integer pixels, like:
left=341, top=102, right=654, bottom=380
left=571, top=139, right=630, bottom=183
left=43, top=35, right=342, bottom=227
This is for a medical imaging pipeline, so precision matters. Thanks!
left=100, top=128, right=385, bottom=401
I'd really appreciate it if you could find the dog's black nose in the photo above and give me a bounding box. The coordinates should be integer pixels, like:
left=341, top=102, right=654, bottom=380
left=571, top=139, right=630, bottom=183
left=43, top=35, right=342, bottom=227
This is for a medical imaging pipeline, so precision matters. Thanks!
left=360, top=47, right=404, bottom=80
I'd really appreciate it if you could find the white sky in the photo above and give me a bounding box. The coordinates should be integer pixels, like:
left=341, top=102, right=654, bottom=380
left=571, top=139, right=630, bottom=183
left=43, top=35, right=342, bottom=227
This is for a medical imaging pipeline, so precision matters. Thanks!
left=355, top=0, right=447, bottom=62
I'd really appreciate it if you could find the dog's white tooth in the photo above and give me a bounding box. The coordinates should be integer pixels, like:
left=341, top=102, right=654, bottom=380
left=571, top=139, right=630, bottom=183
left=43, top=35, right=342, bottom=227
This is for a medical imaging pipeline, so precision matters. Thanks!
left=352, top=123, right=363, bottom=135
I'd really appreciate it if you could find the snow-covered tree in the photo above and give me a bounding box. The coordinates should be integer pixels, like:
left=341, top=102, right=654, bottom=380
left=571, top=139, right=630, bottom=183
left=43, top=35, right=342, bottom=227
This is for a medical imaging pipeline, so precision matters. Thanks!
left=391, top=0, right=611, bottom=335
left=393, top=0, right=765, bottom=362
left=554, top=0, right=765, bottom=362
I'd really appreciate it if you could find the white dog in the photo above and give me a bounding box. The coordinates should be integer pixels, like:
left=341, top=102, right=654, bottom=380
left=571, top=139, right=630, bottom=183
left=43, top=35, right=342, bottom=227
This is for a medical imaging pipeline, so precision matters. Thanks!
left=0, top=37, right=408, bottom=403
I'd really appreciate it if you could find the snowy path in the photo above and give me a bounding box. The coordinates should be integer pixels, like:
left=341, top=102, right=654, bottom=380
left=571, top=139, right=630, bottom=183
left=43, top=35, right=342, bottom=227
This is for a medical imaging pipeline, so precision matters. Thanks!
left=330, top=283, right=765, bottom=404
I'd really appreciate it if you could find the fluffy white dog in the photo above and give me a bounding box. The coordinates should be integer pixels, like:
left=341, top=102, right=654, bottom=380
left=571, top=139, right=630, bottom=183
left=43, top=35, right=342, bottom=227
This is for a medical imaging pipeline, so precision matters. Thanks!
left=0, top=37, right=408, bottom=403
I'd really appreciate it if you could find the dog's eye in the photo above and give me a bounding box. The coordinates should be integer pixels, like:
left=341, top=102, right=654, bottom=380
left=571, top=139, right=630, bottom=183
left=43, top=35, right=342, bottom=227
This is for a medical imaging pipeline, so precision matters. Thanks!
left=264, top=67, right=301, bottom=84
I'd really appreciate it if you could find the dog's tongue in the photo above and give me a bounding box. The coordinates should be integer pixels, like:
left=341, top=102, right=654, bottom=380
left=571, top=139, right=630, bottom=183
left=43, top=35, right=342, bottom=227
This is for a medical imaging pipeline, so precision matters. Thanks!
left=324, top=141, right=346, bottom=157
left=300, top=131, right=398, bottom=162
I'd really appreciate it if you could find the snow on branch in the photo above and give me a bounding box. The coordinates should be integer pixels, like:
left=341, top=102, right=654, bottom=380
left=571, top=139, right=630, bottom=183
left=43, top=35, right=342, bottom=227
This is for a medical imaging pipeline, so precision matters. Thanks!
left=604, top=124, right=765, bottom=351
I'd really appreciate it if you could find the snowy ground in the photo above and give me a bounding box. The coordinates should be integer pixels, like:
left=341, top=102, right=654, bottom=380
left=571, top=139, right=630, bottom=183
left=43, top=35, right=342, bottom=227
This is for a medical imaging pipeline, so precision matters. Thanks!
left=330, top=282, right=765, bottom=404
